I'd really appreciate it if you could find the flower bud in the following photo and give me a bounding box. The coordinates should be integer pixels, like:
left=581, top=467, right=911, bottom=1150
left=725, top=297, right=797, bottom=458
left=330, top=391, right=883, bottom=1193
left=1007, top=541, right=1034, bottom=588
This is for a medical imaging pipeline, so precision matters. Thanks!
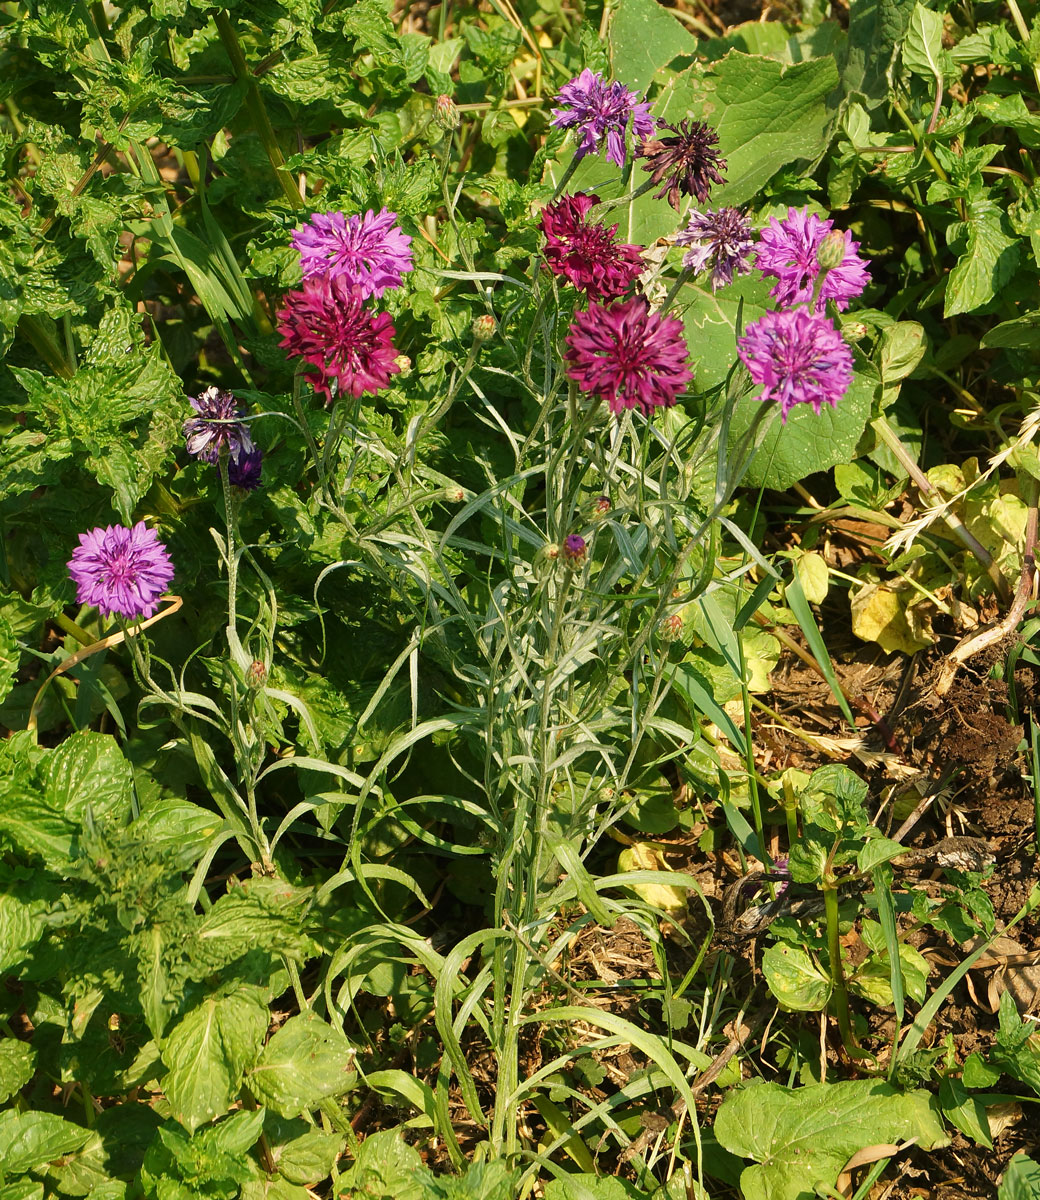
left=247, top=660, right=267, bottom=688
left=394, top=354, right=412, bottom=376
left=562, top=534, right=587, bottom=566
left=472, top=314, right=497, bottom=342
left=434, top=94, right=460, bottom=130
left=659, top=612, right=684, bottom=640
left=591, top=495, right=611, bottom=518
left=816, top=229, right=847, bottom=271
left=444, top=485, right=465, bottom=503
left=841, top=321, right=867, bottom=344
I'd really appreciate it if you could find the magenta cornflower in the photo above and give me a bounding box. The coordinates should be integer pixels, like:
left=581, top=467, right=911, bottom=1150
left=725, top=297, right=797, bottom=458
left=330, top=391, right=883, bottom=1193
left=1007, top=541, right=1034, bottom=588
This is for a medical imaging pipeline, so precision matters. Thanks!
left=550, top=69, right=655, bottom=168
left=563, top=534, right=587, bottom=566
left=183, top=386, right=256, bottom=466
left=755, top=207, right=869, bottom=313
left=565, top=298, right=693, bottom=417
left=675, top=208, right=755, bottom=291
left=68, top=523, right=175, bottom=620
left=290, top=209, right=413, bottom=300
left=737, top=307, right=853, bottom=420
left=540, top=193, right=645, bottom=301
left=277, top=275, right=401, bottom=404
left=637, top=120, right=726, bottom=211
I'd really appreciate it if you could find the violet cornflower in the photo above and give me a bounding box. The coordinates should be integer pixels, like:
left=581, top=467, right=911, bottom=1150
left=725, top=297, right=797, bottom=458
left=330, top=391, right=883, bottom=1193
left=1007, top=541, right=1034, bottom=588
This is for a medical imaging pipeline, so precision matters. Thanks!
left=277, top=274, right=401, bottom=404
left=563, top=534, right=587, bottom=566
left=675, top=208, right=755, bottom=291
left=565, top=297, right=693, bottom=417
left=755, top=207, right=869, bottom=313
left=291, top=209, right=413, bottom=300
left=540, top=193, right=645, bottom=301
left=183, top=386, right=256, bottom=466
left=550, top=69, right=656, bottom=168
left=228, top=445, right=263, bottom=491
left=737, top=307, right=853, bottom=420
left=68, top=523, right=175, bottom=620
left=637, top=119, right=726, bottom=211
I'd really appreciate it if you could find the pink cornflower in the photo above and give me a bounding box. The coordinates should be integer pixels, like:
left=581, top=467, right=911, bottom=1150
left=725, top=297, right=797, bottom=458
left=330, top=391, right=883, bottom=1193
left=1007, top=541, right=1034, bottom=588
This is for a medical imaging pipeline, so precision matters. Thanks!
left=737, top=307, right=853, bottom=420
left=540, top=193, right=645, bottom=301
left=68, top=523, right=175, bottom=620
left=290, top=209, right=413, bottom=300
left=550, top=69, right=656, bottom=168
left=565, top=297, right=693, bottom=417
left=277, top=275, right=401, bottom=404
left=755, top=207, right=869, bottom=313
left=675, top=208, right=755, bottom=291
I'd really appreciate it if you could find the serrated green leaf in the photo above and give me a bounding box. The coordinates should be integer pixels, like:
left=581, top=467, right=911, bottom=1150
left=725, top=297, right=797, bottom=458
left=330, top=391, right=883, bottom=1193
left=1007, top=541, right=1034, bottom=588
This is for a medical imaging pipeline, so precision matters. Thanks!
left=45, top=732, right=134, bottom=824
left=0, top=1111, right=93, bottom=1175
left=945, top=198, right=1020, bottom=317
left=0, top=1041, right=36, bottom=1104
left=902, top=4, right=946, bottom=81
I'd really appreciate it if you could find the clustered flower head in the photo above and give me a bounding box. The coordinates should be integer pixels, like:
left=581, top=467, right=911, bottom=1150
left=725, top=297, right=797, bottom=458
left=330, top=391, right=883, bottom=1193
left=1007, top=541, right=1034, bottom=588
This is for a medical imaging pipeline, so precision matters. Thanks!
left=676, top=208, right=755, bottom=291
left=551, top=68, right=656, bottom=168
left=565, top=297, right=693, bottom=417
left=562, top=534, right=587, bottom=566
left=68, top=522, right=175, bottom=620
left=277, top=274, right=401, bottom=405
left=184, top=385, right=257, bottom=465
left=540, top=193, right=645, bottom=301
left=737, top=307, right=853, bottom=421
left=291, top=208, right=413, bottom=300
left=637, top=119, right=726, bottom=212
left=228, top=445, right=263, bottom=491
left=755, top=206, right=869, bottom=313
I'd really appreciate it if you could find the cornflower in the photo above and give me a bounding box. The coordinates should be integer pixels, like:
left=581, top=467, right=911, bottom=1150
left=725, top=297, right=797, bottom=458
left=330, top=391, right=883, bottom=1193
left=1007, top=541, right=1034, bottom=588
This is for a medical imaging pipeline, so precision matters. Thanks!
left=675, top=208, right=755, bottom=291
left=540, top=193, right=645, bottom=301
left=550, top=69, right=656, bottom=168
left=68, top=523, right=175, bottom=620
left=755, top=207, right=869, bottom=312
left=737, top=307, right=853, bottom=420
left=291, top=209, right=413, bottom=299
left=565, top=297, right=693, bottom=417
left=637, top=119, right=726, bottom=211
left=183, top=386, right=256, bottom=466
left=228, top=445, right=263, bottom=491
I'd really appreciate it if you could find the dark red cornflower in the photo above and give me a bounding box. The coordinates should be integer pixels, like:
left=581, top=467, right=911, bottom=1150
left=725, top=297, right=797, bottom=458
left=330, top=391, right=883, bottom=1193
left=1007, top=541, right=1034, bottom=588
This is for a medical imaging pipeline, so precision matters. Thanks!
left=637, top=119, right=726, bottom=212
left=564, top=297, right=693, bottom=417
left=540, top=193, right=645, bottom=301
left=276, top=275, right=400, bottom=404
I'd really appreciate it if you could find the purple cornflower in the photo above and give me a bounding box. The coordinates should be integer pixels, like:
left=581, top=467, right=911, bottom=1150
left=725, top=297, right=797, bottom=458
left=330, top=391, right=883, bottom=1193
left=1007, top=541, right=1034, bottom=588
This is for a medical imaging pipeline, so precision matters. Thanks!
left=755, top=207, right=870, bottom=313
left=675, top=208, right=755, bottom=291
left=228, top=445, right=263, bottom=491
left=290, top=209, right=413, bottom=300
left=562, top=534, right=587, bottom=566
left=637, top=120, right=726, bottom=212
left=183, top=386, right=256, bottom=466
left=737, top=307, right=853, bottom=421
left=68, top=523, right=175, bottom=620
left=550, top=69, right=656, bottom=168
left=540, top=193, right=645, bottom=301
left=277, top=275, right=401, bottom=404
left=565, top=297, right=693, bottom=417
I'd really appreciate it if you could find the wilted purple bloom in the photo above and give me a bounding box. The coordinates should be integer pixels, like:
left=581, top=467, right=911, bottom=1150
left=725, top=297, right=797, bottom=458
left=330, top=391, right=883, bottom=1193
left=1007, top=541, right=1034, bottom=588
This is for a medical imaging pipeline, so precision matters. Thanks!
left=737, top=307, right=853, bottom=420
left=636, top=119, right=726, bottom=211
left=68, top=523, right=175, bottom=620
left=563, top=534, right=587, bottom=565
left=540, top=193, right=645, bottom=301
left=228, top=445, right=263, bottom=491
left=291, top=209, right=413, bottom=300
left=277, top=275, right=401, bottom=404
left=676, top=208, right=755, bottom=291
left=565, top=297, right=693, bottom=417
left=183, top=386, right=256, bottom=466
left=550, top=69, right=656, bottom=168
left=755, top=207, right=869, bottom=313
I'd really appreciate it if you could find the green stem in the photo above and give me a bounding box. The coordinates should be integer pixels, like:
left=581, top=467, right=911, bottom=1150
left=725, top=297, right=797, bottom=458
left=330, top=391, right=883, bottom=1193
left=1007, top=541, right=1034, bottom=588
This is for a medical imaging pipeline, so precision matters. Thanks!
left=823, top=870, right=871, bottom=1059
left=213, top=11, right=302, bottom=207
left=1007, top=0, right=1040, bottom=94
left=54, top=612, right=95, bottom=648
left=16, top=316, right=74, bottom=379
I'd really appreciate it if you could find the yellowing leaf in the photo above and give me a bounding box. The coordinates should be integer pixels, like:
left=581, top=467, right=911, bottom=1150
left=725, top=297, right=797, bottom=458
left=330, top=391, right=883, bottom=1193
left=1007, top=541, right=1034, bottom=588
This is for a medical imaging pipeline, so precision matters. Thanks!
left=795, top=551, right=830, bottom=605
left=617, top=844, right=688, bottom=914
left=850, top=583, right=934, bottom=654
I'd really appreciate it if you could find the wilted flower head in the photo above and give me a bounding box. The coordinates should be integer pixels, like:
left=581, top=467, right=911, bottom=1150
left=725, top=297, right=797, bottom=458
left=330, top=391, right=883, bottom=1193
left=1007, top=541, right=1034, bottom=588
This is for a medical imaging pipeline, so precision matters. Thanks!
left=737, top=307, right=853, bottom=420
left=68, top=522, right=175, bottom=620
left=755, top=207, right=869, bottom=313
left=565, top=297, right=693, bottom=417
left=540, top=193, right=645, bottom=301
left=183, top=387, right=256, bottom=466
left=291, top=209, right=413, bottom=299
left=637, top=119, right=726, bottom=211
left=550, top=69, right=656, bottom=168
left=228, top=445, right=263, bottom=491
left=675, top=208, right=755, bottom=291
left=563, top=534, right=587, bottom=566
left=277, top=275, right=401, bottom=404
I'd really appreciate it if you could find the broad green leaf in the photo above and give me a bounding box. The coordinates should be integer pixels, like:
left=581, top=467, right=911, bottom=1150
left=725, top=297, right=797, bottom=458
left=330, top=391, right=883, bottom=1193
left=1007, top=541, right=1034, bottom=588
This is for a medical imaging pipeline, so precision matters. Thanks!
left=981, top=313, right=1040, bottom=350
left=0, top=617, right=18, bottom=707
left=45, top=732, right=134, bottom=824
left=715, top=1080, right=949, bottom=1200
left=248, top=1012, right=355, bottom=1118
left=879, top=321, right=926, bottom=385
left=333, top=1129, right=432, bottom=1200
left=0, top=795, right=75, bottom=869
left=609, top=0, right=697, bottom=91
left=762, top=944, right=833, bottom=1011
left=0, top=1041, right=35, bottom=1105
left=545, top=1174, right=645, bottom=1200
left=795, top=552, right=829, bottom=605
left=945, top=198, right=1020, bottom=317
left=0, top=1111, right=93, bottom=1175
left=162, top=987, right=269, bottom=1132
left=844, top=0, right=915, bottom=106
left=132, top=800, right=224, bottom=872
left=1001, top=1155, right=1040, bottom=1199
left=0, top=891, right=39, bottom=974
left=0, top=1184, right=44, bottom=1200
left=901, top=4, right=946, bottom=82
left=939, top=1077, right=992, bottom=1149
left=270, top=1126, right=344, bottom=1186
